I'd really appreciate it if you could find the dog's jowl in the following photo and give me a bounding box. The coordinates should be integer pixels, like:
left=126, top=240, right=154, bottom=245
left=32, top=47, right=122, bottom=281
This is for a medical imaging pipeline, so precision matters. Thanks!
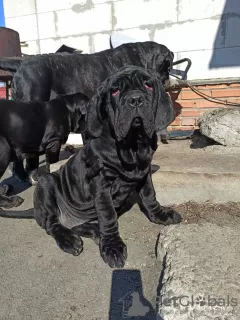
left=1, top=66, right=182, bottom=268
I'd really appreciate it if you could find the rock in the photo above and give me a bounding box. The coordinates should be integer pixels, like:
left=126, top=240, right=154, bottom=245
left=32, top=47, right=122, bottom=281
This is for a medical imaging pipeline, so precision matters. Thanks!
left=157, top=223, right=240, bottom=320
left=198, top=107, right=240, bottom=146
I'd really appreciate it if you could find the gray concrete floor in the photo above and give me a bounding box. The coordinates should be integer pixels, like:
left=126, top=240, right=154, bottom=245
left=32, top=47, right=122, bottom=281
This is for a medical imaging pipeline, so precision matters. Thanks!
left=0, top=140, right=240, bottom=320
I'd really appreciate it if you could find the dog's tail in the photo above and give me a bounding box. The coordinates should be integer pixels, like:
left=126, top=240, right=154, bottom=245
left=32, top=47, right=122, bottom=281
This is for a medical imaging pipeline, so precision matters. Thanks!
left=0, top=208, right=34, bottom=219
left=0, top=57, right=24, bottom=72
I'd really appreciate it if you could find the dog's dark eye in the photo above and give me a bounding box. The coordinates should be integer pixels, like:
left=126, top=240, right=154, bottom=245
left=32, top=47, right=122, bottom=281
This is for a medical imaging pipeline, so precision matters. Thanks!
left=144, top=81, right=153, bottom=91
left=112, top=88, right=120, bottom=96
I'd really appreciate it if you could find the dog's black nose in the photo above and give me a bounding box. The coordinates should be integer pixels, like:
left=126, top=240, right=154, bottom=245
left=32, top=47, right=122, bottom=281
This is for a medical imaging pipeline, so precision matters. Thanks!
left=129, top=95, right=144, bottom=107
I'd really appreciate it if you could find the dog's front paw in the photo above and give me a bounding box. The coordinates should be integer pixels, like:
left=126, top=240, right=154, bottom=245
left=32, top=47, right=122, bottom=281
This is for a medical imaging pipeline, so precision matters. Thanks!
left=54, top=228, right=84, bottom=256
left=150, top=207, right=182, bottom=225
left=100, top=237, right=127, bottom=268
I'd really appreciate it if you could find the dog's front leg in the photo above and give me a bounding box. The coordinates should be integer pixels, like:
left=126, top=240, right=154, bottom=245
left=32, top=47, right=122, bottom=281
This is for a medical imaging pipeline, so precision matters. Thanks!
left=45, top=140, right=62, bottom=173
left=138, top=172, right=182, bottom=225
left=94, top=172, right=127, bottom=268
left=25, top=157, right=40, bottom=185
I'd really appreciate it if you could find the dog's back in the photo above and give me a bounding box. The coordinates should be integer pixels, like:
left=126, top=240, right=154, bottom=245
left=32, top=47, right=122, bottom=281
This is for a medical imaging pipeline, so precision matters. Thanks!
left=12, top=41, right=173, bottom=101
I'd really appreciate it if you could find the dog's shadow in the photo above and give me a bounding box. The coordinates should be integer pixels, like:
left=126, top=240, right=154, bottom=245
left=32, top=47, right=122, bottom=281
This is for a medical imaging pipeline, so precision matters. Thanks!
left=2, top=147, right=82, bottom=196
left=109, top=269, right=161, bottom=320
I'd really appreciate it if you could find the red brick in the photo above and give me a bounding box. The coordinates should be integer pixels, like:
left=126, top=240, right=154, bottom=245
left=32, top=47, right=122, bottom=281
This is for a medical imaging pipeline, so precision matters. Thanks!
left=180, top=125, right=197, bottom=130
left=228, top=83, right=240, bottom=88
left=211, top=89, right=240, bottom=98
left=181, top=110, right=202, bottom=117
left=181, top=89, right=211, bottom=100
left=195, top=99, right=223, bottom=108
left=181, top=118, right=196, bottom=126
left=175, top=100, right=195, bottom=108
left=0, top=88, right=6, bottom=99
left=170, top=118, right=181, bottom=126
left=168, top=126, right=181, bottom=131
left=205, top=84, right=227, bottom=89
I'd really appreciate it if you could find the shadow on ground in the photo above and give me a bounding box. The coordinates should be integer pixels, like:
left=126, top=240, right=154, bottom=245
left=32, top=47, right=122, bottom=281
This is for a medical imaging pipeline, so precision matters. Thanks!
left=1, top=147, right=81, bottom=196
left=109, top=269, right=160, bottom=320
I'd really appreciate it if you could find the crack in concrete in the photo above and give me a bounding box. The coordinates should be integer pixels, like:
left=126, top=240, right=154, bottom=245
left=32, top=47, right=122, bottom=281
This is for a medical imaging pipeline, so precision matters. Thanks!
left=156, top=252, right=167, bottom=318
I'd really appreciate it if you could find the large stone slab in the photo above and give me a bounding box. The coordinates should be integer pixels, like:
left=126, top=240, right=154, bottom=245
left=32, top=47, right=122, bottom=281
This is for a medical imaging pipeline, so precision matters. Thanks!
left=157, top=223, right=240, bottom=320
left=198, top=107, right=240, bottom=146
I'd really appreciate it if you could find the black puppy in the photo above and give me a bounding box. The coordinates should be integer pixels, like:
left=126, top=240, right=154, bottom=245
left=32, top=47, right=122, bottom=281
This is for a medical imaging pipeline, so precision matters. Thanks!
left=0, top=92, right=88, bottom=208
left=0, top=66, right=181, bottom=268
left=0, top=41, right=174, bottom=184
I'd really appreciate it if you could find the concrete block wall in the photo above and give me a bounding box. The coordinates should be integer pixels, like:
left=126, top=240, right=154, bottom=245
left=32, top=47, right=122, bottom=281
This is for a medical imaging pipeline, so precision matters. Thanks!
left=3, top=0, right=240, bottom=81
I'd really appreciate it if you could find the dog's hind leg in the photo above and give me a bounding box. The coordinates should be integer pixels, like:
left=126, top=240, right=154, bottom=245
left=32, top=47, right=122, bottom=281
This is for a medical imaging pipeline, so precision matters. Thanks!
left=71, top=223, right=100, bottom=245
left=34, top=174, right=83, bottom=256
left=0, top=137, right=24, bottom=208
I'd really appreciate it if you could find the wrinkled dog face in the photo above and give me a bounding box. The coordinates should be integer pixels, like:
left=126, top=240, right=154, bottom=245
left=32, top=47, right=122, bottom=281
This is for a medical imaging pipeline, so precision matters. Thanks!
left=107, top=71, right=156, bottom=140
left=86, top=66, right=175, bottom=140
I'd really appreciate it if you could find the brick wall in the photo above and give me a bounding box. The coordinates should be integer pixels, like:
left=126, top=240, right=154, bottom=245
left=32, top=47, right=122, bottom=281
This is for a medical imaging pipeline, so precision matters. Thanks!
left=168, top=82, right=240, bottom=131
left=0, top=87, right=7, bottom=98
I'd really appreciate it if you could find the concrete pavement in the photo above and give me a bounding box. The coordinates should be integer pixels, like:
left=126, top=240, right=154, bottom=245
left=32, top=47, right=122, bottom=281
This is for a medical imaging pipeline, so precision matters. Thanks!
left=0, top=139, right=240, bottom=319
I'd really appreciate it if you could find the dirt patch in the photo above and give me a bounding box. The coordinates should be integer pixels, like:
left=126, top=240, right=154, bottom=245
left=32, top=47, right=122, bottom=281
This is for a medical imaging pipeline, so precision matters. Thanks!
left=172, top=201, right=240, bottom=227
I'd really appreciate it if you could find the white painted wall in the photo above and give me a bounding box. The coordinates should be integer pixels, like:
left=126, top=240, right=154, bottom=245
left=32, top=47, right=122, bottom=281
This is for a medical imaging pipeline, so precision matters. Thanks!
left=3, top=0, right=240, bottom=80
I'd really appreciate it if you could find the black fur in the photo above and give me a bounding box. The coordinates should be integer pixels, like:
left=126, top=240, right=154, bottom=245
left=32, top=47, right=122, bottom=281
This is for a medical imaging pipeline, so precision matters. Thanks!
left=0, top=41, right=174, bottom=183
left=0, top=66, right=181, bottom=268
left=0, top=92, right=88, bottom=208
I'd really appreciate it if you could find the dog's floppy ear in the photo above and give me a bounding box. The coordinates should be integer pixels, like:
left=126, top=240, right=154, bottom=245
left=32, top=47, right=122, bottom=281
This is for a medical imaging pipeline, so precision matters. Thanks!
left=154, top=79, right=175, bottom=132
left=86, top=80, right=108, bottom=138
left=157, top=50, right=174, bottom=86
left=60, top=92, right=88, bottom=113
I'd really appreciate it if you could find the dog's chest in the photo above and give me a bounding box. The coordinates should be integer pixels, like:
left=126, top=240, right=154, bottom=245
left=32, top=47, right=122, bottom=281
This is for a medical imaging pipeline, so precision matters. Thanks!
left=111, top=178, right=138, bottom=206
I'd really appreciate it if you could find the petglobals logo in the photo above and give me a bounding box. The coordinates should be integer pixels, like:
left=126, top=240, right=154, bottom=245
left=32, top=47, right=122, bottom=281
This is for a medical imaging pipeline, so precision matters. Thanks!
left=157, top=295, right=238, bottom=308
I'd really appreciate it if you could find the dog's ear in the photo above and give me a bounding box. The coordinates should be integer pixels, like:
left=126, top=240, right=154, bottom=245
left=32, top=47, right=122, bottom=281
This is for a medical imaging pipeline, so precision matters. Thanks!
left=157, top=50, right=174, bottom=86
left=154, top=79, right=175, bottom=132
left=62, top=93, right=88, bottom=113
left=86, top=81, right=108, bottom=138
left=62, top=93, right=89, bottom=133
left=74, top=97, right=89, bottom=133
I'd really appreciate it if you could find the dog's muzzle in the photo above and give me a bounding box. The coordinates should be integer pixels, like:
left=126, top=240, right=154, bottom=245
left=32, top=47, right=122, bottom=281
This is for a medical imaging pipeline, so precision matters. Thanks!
left=131, top=116, right=143, bottom=128
left=115, top=92, right=155, bottom=140
left=128, top=94, right=144, bottom=108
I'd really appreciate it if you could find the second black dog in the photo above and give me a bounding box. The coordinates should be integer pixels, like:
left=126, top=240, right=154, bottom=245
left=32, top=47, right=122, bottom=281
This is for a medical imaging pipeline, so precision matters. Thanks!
left=0, top=92, right=88, bottom=208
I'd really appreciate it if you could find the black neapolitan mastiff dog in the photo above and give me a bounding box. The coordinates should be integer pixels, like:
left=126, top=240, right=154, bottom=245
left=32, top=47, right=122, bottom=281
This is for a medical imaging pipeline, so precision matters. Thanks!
left=0, top=66, right=181, bottom=268
left=0, top=41, right=174, bottom=184
left=0, top=92, right=88, bottom=208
